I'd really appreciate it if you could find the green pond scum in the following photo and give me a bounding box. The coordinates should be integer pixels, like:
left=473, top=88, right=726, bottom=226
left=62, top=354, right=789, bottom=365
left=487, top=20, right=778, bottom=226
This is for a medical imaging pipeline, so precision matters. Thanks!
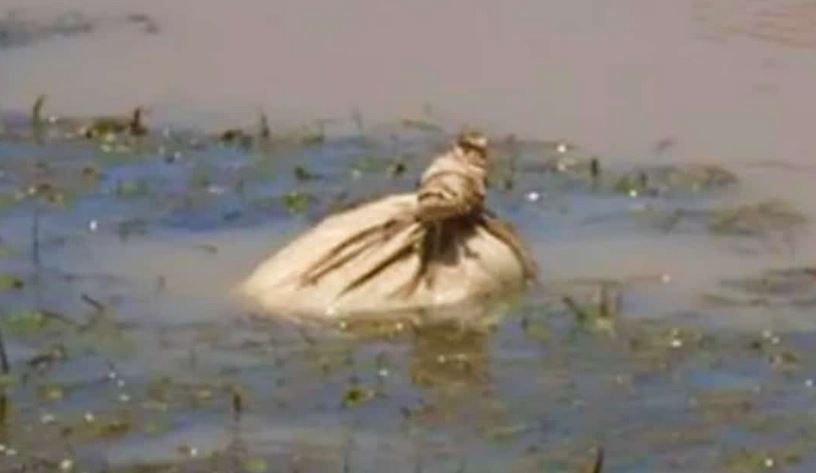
left=0, top=100, right=813, bottom=472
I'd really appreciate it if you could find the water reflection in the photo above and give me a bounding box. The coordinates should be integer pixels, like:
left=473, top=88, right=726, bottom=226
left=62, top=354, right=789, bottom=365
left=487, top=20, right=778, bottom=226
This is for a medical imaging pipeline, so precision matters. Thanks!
left=332, top=299, right=508, bottom=390
left=409, top=324, right=490, bottom=388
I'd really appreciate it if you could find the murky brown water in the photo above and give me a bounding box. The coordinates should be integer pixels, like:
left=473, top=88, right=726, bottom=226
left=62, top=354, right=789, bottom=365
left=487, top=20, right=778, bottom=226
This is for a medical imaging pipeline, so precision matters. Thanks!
left=3, top=0, right=816, bottom=162
left=2, top=1, right=816, bottom=472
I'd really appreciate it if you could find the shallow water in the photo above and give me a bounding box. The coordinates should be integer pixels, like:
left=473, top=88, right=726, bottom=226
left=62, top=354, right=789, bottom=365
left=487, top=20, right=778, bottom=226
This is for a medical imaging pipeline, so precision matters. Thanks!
left=3, top=0, right=816, bottom=162
left=1, top=1, right=816, bottom=472
left=0, top=120, right=811, bottom=472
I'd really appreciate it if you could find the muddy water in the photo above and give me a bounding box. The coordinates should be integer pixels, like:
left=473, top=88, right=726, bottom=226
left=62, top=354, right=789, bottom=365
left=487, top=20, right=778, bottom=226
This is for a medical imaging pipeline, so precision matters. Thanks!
left=1, top=1, right=816, bottom=472
left=3, top=0, right=816, bottom=162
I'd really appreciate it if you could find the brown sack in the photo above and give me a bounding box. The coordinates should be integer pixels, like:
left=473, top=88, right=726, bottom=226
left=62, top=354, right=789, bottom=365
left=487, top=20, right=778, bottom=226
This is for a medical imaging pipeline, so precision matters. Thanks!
left=239, top=132, right=536, bottom=321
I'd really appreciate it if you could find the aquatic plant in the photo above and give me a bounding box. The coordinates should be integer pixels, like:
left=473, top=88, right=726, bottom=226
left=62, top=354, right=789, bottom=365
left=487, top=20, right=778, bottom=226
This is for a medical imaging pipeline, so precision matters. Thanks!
left=613, top=163, right=737, bottom=197
left=0, top=104, right=812, bottom=472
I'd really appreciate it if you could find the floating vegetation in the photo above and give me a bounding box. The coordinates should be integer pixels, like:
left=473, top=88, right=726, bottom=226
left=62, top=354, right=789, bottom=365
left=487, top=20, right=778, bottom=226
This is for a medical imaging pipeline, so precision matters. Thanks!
left=387, top=160, right=407, bottom=178
left=25, top=182, right=68, bottom=206
left=81, top=164, right=101, bottom=180
left=708, top=267, right=816, bottom=308
left=283, top=191, right=313, bottom=214
left=64, top=410, right=135, bottom=442
left=1, top=310, right=50, bottom=335
left=78, top=107, right=147, bottom=139
left=555, top=279, right=623, bottom=333
left=631, top=199, right=806, bottom=237
left=0, top=274, right=24, bottom=292
left=0, top=10, right=160, bottom=49
left=399, top=118, right=445, bottom=133
left=219, top=128, right=252, bottom=148
left=613, top=163, right=737, bottom=197
left=525, top=140, right=595, bottom=176
left=126, top=13, right=161, bottom=35
left=341, top=384, right=376, bottom=408
left=293, top=165, right=319, bottom=181
left=514, top=152, right=738, bottom=197
left=723, top=267, right=816, bottom=297
left=19, top=96, right=150, bottom=149
left=116, top=179, right=150, bottom=197
left=0, top=10, right=94, bottom=49
left=37, top=383, right=66, bottom=402
left=0, top=101, right=814, bottom=471
left=297, top=129, right=325, bottom=146
left=243, top=457, right=269, bottom=473
left=722, top=447, right=803, bottom=473
left=350, top=155, right=409, bottom=178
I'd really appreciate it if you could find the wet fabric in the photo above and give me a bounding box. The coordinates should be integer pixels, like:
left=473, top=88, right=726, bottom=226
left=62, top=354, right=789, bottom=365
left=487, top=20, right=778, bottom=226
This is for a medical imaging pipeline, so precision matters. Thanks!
left=240, top=134, right=536, bottom=319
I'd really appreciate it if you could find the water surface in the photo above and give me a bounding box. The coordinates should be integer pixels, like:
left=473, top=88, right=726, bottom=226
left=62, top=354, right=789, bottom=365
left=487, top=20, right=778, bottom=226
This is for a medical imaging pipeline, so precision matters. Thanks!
left=0, top=1, right=815, bottom=472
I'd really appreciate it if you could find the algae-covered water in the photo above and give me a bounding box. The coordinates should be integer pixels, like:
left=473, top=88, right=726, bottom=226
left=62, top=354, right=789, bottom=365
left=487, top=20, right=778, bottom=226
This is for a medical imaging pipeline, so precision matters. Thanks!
left=0, top=111, right=813, bottom=473
left=3, top=1, right=816, bottom=472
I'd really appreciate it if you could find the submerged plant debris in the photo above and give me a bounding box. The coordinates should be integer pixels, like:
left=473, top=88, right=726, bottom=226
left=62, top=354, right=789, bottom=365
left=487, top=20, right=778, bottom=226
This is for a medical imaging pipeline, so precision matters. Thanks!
left=613, top=163, right=737, bottom=197
left=0, top=10, right=95, bottom=48
left=0, top=101, right=812, bottom=472
left=0, top=9, right=160, bottom=49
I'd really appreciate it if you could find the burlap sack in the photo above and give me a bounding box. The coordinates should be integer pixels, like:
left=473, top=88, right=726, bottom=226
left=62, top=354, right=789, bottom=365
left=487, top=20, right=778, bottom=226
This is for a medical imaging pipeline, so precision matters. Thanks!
left=239, top=133, right=536, bottom=321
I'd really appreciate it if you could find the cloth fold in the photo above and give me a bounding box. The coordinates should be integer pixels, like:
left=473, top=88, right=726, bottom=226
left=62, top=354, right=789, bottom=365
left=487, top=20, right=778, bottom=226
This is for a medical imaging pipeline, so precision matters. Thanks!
left=240, top=132, right=536, bottom=319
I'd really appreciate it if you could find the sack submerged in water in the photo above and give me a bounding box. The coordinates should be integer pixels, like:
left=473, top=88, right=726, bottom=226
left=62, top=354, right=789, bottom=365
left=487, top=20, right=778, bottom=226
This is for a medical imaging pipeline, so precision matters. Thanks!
left=239, top=132, right=537, bottom=321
